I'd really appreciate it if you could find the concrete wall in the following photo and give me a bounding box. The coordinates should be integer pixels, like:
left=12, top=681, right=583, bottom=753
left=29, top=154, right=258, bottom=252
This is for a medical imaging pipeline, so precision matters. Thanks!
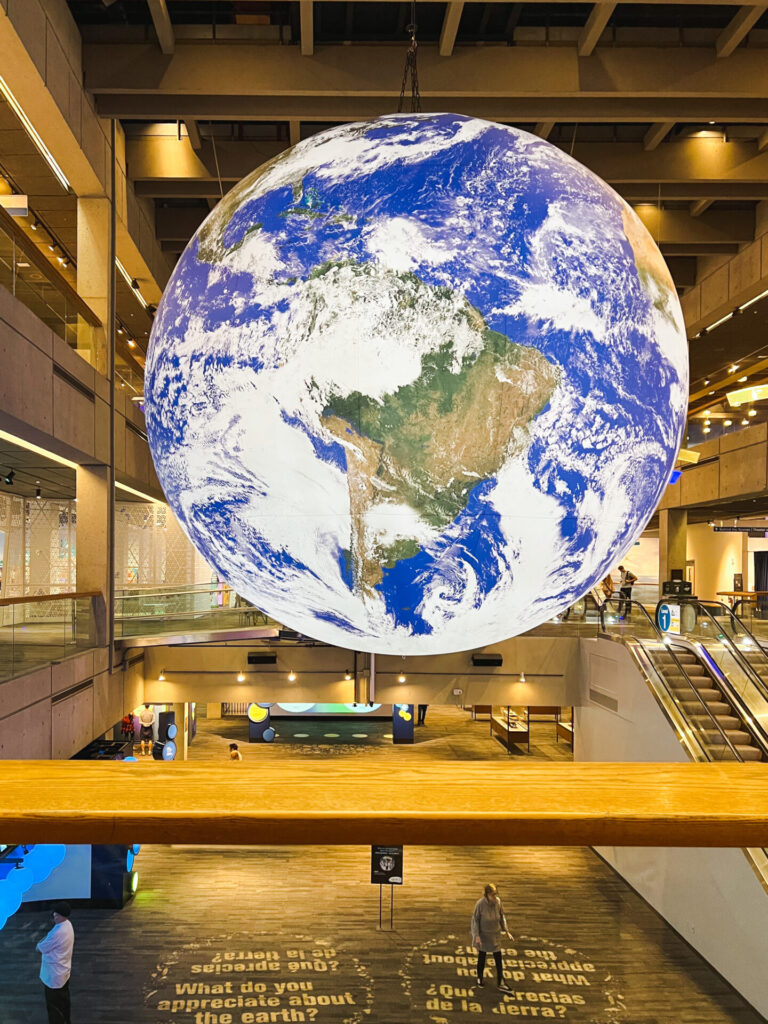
left=142, top=636, right=581, bottom=706
left=681, top=199, right=768, bottom=335
left=686, top=522, right=744, bottom=600
left=660, top=422, right=768, bottom=511
left=0, top=646, right=145, bottom=757
left=0, top=281, right=162, bottom=497
left=0, top=0, right=169, bottom=295
left=577, top=636, right=768, bottom=1019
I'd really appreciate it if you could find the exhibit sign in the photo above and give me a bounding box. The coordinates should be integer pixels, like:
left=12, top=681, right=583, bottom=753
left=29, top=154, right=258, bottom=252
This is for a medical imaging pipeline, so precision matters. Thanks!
left=658, top=602, right=681, bottom=634
left=392, top=703, right=415, bottom=744
left=145, top=113, right=688, bottom=655
left=371, top=846, right=403, bottom=885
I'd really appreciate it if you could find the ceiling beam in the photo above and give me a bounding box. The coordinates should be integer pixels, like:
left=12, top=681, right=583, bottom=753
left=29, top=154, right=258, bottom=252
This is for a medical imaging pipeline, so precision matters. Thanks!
left=439, top=2, right=465, bottom=56
left=184, top=119, right=202, bottom=150
left=534, top=121, right=555, bottom=139
left=661, top=242, right=740, bottom=255
left=715, top=4, right=767, bottom=58
left=147, top=0, right=175, bottom=55
left=643, top=121, right=675, bottom=151
left=690, top=198, right=714, bottom=216
left=577, top=2, right=616, bottom=57
left=84, top=44, right=768, bottom=124
left=126, top=137, right=768, bottom=198
left=618, top=182, right=768, bottom=201
left=630, top=205, right=754, bottom=246
left=300, top=1, right=314, bottom=56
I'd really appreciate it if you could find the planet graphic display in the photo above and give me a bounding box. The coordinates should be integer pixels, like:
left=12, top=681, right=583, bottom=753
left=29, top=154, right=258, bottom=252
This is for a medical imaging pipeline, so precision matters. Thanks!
left=145, top=113, right=688, bottom=655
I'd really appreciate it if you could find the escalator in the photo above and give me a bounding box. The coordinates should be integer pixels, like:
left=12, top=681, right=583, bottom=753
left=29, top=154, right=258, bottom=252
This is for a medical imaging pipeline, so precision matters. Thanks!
left=601, top=597, right=768, bottom=762
left=646, top=644, right=763, bottom=760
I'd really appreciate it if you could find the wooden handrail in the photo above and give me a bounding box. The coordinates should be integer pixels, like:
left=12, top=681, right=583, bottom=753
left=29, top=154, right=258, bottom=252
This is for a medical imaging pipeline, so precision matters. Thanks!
left=0, top=206, right=101, bottom=327
left=2, top=761, right=768, bottom=847
left=0, top=590, right=100, bottom=607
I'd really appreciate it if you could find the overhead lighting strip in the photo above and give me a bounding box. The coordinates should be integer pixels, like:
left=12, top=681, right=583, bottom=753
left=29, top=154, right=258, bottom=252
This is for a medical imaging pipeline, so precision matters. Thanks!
left=726, top=384, right=768, bottom=408
left=0, top=75, right=70, bottom=192
left=115, top=257, right=149, bottom=310
left=0, top=429, right=77, bottom=469
left=115, top=481, right=165, bottom=504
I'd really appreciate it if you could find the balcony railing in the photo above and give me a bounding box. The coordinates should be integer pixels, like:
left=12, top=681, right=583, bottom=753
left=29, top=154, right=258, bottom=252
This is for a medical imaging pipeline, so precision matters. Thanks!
left=114, top=583, right=274, bottom=638
left=0, top=591, right=102, bottom=684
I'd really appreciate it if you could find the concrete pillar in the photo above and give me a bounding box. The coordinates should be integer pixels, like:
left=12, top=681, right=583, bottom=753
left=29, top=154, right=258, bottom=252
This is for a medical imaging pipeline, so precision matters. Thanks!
left=76, top=465, right=110, bottom=645
left=659, top=508, right=688, bottom=596
left=76, top=197, right=110, bottom=375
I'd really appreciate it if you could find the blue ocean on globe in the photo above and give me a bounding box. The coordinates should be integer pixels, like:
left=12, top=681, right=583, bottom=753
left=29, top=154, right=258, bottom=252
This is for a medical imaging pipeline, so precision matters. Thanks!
left=145, top=113, right=688, bottom=655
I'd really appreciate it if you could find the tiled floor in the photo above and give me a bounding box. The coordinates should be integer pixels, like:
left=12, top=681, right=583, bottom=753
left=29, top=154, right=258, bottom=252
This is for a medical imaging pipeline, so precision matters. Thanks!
left=0, top=843, right=762, bottom=1024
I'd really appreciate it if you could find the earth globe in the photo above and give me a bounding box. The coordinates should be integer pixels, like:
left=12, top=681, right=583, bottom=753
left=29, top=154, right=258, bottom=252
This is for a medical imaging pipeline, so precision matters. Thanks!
left=145, top=113, right=688, bottom=655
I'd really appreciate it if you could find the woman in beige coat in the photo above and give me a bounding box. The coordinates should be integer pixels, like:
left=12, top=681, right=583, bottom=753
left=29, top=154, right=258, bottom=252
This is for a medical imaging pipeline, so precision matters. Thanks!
left=470, top=883, right=511, bottom=990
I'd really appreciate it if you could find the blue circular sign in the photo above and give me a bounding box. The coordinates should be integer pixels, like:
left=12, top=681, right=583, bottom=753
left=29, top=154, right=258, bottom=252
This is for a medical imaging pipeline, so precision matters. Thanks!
left=162, top=740, right=177, bottom=761
left=658, top=603, right=672, bottom=632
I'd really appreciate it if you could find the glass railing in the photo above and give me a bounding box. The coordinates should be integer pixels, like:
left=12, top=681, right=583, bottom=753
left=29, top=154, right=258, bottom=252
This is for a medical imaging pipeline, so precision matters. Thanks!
left=0, top=210, right=102, bottom=368
left=0, top=592, right=100, bottom=684
left=114, top=583, right=277, bottom=638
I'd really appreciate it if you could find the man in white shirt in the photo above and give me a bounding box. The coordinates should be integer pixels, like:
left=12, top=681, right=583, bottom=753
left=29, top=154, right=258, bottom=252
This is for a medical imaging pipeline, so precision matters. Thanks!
left=36, top=901, right=74, bottom=1023
left=139, top=702, right=156, bottom=755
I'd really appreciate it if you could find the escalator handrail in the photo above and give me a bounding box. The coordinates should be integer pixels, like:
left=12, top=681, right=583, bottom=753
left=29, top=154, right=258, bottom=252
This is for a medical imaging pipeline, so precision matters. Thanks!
left=602, top=597, right=743, bottom=760
left=696, top=600, right=768, bottom=700
left=696, top=598, right=768, bottom=712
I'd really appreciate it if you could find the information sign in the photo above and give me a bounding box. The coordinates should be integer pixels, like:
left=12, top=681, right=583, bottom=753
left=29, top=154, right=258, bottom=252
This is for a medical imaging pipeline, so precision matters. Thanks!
left=658, top=602, right=681, bottom=634
left=371, top=845, right=403, bottom=885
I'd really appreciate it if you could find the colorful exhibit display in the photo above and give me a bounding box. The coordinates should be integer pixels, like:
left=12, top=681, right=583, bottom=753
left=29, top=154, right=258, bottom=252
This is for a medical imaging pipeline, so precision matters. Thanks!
left=145, top=113, right=688, bottom=654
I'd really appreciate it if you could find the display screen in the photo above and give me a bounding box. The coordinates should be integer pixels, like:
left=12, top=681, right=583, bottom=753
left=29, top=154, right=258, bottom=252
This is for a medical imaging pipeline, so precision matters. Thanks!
left=272, top=702, right=386, bottom=717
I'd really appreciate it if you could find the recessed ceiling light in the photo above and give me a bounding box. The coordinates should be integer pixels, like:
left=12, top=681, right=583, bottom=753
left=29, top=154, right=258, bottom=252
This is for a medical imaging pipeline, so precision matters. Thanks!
left=730, top=365, right=739, bottom=373
left=749, top=409, right=757, bottom=417
left=704, top=379, right=710, bottom=385
left=742, top=418, right=749, bottom=425
left=739, top=376, right=748, bottom=382
left=724, top=419, right=732, bottom=426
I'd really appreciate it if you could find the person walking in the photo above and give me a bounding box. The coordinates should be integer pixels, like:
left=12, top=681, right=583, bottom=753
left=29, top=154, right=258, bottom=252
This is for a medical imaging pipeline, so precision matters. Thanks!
left=229, top=742, right=243, bottom=760
left=617, top=565, right=637, bottom=619
left=138, top=703, right=156, bottom=755
left=417, top=704, right=428, bottom=726
left=36, top=901, right=74, bottom=1024
left=471, top=883, right=510, bottom=990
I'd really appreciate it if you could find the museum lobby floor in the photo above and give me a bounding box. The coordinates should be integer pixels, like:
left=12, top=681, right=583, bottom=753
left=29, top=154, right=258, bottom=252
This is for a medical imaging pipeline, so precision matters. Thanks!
left=0, top=842, right=762, bottom=1024
left=185, top=706, right=573, bottom=762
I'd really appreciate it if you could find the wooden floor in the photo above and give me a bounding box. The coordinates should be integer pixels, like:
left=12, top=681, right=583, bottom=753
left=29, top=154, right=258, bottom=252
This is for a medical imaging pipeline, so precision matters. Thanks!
left=0, top=843, right=763, bottom=1024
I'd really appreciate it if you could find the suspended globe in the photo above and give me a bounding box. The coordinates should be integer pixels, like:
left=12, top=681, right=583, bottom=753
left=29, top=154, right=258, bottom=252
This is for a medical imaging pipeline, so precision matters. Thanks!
left=145, top=114, right=688, bottom=655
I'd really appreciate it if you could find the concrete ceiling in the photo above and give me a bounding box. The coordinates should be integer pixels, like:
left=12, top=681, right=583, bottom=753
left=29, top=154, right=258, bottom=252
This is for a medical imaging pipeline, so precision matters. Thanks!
left=43, top=2, right=768, bottom=429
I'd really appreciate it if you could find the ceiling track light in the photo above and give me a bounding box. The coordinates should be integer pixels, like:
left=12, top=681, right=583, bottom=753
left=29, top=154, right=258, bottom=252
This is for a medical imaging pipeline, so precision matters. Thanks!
left=35, top=487, right=41, bottom=499
left=237, top=671, right=246, bottom=683
left=3, top=469, right=15, bottom=486
left=0, top=74, right=70, bottom=191
left=158, top=670, right=165, bottom=682
left=288, top=670, right=296, bottom=682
